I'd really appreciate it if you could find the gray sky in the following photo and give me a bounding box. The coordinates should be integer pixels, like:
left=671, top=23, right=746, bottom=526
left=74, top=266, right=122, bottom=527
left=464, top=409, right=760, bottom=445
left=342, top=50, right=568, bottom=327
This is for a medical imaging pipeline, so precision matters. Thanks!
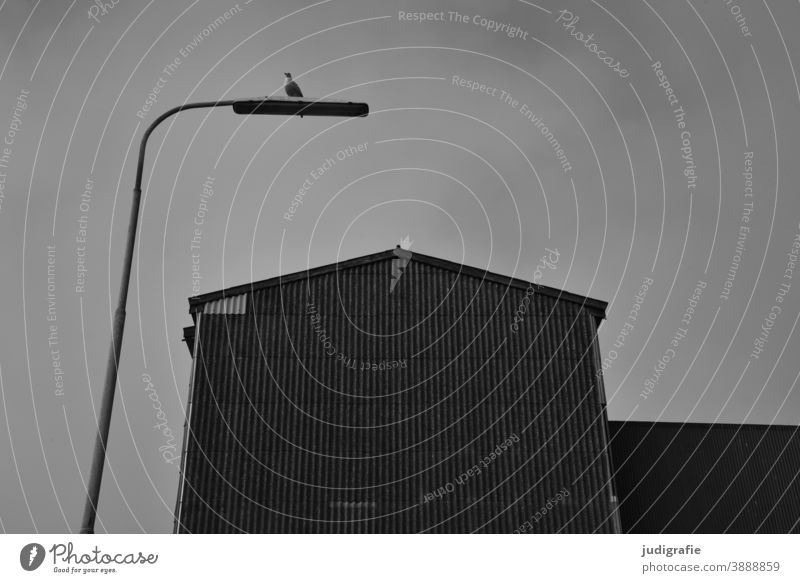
left=1, top=0, right=798, bottom=533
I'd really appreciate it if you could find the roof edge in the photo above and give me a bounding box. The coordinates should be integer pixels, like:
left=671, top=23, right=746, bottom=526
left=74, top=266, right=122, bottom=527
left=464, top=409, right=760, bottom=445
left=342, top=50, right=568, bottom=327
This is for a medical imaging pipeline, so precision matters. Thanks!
left=188, top=248, right=608, bottom=317
left=609, top=420, right=800, bottom=430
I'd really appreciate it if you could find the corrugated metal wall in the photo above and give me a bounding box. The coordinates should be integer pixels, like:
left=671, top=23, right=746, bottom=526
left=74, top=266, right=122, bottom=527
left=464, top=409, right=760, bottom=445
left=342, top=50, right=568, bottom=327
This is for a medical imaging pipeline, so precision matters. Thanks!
left=177, top=252, right=615, bottom=533
left=609, top=421, right=800, bottom=533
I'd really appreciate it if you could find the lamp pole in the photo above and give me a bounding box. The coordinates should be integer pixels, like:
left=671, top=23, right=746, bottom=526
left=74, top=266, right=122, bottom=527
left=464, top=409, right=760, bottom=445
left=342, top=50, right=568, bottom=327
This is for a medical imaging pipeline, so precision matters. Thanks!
left=79, top=97, right=368, bottom=534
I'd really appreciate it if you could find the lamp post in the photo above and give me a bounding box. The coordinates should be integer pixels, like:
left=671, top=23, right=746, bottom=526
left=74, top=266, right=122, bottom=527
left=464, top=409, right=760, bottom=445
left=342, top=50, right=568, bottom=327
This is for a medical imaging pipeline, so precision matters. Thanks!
left=79, top=97, right=369, bottom=534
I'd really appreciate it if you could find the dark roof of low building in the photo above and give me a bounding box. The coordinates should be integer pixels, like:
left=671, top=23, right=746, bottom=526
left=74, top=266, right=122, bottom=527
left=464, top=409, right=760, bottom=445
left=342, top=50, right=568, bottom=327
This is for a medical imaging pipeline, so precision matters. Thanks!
left=609, top=420, right=800, bottom=533
left=187, top=248, right=608, bottom=317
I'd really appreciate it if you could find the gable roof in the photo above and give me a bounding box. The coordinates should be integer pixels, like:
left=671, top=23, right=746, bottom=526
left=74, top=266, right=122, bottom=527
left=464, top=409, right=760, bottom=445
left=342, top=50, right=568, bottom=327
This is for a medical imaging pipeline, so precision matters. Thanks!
left=188, top=248, right=608, bottom=318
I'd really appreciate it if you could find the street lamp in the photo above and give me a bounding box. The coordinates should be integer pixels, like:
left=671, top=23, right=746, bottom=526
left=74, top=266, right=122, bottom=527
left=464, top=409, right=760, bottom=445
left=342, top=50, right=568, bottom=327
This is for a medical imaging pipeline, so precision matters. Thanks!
left=233, top=97, right=368, bottom=117
left=79, top=96, right=369, bottom=534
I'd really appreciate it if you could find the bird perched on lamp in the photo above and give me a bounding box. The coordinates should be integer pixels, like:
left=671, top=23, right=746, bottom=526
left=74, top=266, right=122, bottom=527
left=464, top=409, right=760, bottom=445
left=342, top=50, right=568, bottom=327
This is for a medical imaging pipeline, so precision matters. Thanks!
left=284, top=72, right=303, bottom=97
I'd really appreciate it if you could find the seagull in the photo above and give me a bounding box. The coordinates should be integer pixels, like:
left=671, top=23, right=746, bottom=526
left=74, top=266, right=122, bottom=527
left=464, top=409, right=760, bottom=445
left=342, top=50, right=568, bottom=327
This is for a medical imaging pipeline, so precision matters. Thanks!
left=390, top=237, right=413, bottom=294
left=284, top=72, right=303, bottom=97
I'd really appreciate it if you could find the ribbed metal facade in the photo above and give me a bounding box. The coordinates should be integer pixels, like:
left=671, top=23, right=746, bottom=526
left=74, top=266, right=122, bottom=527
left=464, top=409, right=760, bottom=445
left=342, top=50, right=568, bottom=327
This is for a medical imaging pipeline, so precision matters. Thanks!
left=609, top=421, right=800, bottom=533
left=176, top=249, right=616, bottom=533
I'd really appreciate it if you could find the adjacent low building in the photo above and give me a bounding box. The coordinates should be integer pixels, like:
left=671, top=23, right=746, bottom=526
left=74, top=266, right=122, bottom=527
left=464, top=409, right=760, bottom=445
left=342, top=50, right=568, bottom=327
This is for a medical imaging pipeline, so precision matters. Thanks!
left=175, top=248, right=619, bottom=533
left=609, top=421, right=800, bottom=533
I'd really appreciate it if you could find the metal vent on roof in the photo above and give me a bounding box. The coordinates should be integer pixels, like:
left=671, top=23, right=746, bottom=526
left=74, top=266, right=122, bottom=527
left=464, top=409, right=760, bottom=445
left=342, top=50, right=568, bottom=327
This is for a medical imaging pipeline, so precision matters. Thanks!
left=203, top=293, right=247, bottom=314
left=329, top=501, right=376, bottom=510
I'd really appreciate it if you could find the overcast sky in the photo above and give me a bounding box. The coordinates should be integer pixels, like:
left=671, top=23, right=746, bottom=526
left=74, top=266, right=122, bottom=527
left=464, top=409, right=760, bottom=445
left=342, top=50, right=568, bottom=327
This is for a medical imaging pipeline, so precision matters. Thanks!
left=1, top=0, right=799, bottom=533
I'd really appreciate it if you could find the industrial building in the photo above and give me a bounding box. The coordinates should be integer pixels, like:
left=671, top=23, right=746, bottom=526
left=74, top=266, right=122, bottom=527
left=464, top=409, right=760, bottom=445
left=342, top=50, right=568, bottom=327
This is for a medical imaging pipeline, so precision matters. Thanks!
left=609, top=421, right=800, bottom=533
left=175, top=248, right=619, bottom=533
